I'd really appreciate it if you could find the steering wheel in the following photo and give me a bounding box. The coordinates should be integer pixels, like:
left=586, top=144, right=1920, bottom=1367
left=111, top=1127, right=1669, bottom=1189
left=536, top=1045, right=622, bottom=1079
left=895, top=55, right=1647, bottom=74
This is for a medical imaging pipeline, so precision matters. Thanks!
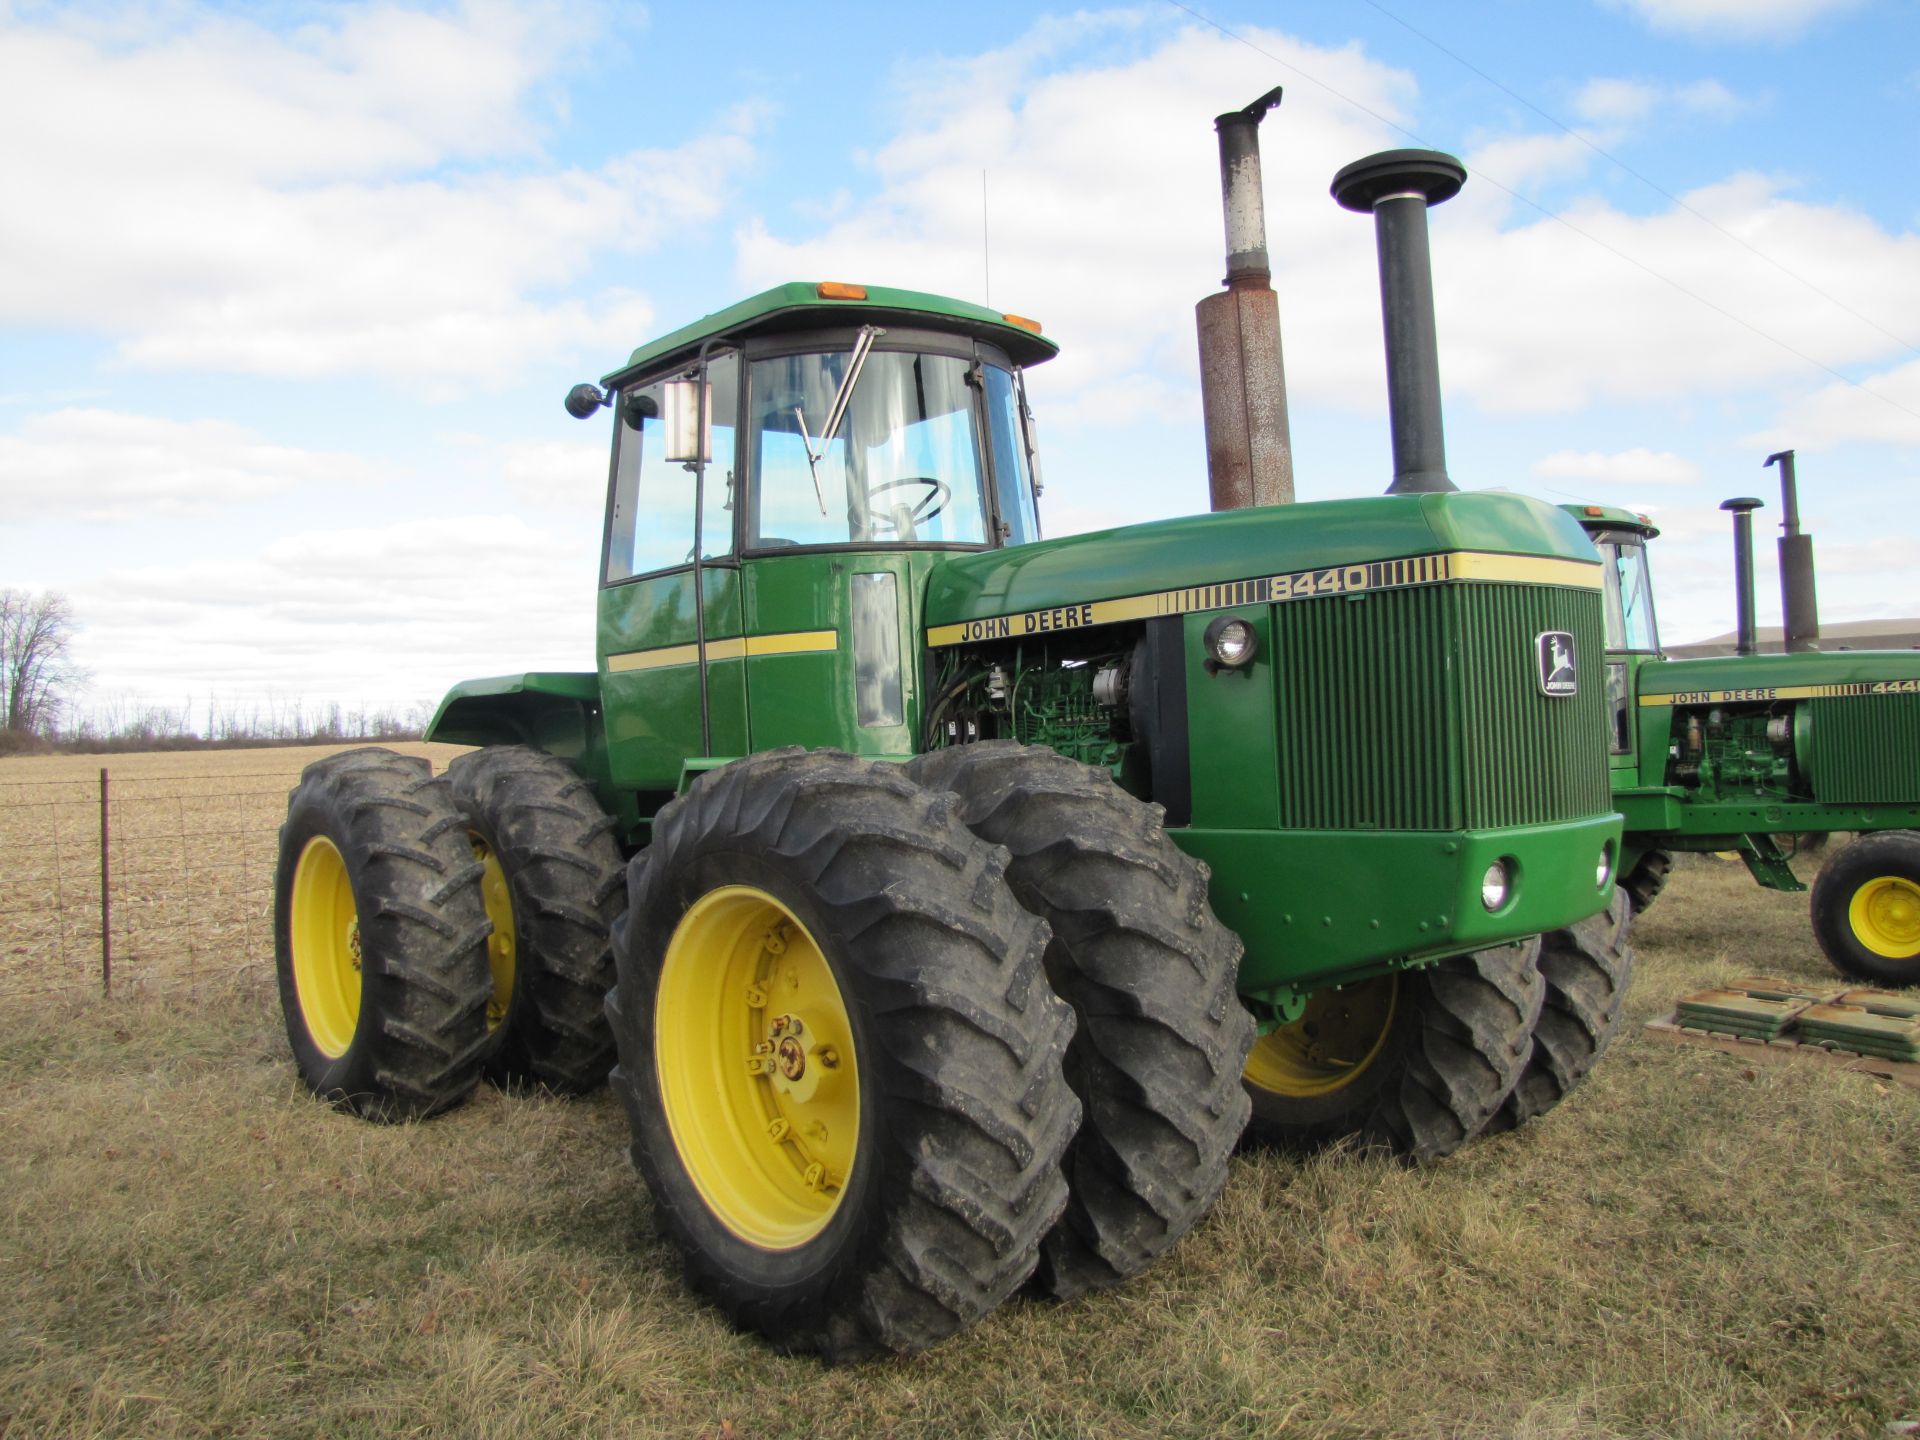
left=867, top=476, right=950, bottom=534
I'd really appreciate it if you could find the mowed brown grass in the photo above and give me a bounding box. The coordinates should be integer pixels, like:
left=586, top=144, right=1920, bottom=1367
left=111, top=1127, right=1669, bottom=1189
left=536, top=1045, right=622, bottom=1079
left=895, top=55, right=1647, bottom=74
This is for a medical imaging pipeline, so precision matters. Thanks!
left=1, top=747, right=1916, bottom=1439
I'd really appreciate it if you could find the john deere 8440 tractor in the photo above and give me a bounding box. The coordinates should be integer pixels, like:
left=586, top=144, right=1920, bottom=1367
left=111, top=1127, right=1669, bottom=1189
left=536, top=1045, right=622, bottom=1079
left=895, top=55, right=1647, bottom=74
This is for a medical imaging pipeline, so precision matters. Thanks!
left=1573, top=489, right=1920, bottom=987
left=273, top=142, right=1630, bottom=1358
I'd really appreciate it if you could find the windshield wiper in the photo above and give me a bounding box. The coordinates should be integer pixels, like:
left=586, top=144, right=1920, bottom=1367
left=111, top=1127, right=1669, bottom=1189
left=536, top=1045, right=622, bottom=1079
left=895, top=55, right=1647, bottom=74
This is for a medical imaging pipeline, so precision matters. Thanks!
left=794, top=325, right=883, bottom=516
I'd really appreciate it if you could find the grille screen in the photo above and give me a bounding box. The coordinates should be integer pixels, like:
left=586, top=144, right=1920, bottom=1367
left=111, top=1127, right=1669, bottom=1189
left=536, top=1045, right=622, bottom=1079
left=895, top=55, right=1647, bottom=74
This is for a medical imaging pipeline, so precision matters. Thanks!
left=1270, top=583, right=1609, bottom=831
left=1807, top=694, right=1920, bottom=804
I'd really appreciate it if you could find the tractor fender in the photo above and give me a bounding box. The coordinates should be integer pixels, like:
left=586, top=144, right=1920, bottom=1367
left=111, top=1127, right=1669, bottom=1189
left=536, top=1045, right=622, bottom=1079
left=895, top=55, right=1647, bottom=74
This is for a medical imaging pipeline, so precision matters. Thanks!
left=425, top=673, right=609, bottom=775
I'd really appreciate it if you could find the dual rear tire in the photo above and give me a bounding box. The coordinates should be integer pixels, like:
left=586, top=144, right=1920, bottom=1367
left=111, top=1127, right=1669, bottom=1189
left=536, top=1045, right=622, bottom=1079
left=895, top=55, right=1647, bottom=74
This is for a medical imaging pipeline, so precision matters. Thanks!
left=276, top=745, right=626, bottom=1120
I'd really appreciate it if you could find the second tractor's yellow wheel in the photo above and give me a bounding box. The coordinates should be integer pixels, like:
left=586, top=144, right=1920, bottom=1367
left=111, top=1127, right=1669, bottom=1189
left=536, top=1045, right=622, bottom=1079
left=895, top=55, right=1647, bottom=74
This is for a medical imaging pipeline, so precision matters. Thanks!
left=1243, top=976, right=1397, bottom=1100
left=654, top=887, right=860, bottom=1249
left=1812, top=832, right=1920, bottom=987
left=1848, top=875, right=1920, bottom=959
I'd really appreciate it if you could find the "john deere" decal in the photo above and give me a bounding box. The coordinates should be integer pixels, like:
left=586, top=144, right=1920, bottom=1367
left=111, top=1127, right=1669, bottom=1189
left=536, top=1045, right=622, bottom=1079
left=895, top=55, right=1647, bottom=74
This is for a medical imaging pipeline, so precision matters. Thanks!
left=926, top=550, right=1600, bottom=649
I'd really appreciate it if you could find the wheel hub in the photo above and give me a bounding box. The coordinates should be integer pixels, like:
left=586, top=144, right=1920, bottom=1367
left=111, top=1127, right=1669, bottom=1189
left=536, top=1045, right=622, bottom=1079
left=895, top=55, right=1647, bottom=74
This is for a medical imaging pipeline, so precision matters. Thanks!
left=288, top=833, right=363, bottom=1059
left=1852, top=875, right=1920, bottom=958
left=655, top=888, right=861, bottom=1248
left=1243, top=975, right=1398, bottom=1099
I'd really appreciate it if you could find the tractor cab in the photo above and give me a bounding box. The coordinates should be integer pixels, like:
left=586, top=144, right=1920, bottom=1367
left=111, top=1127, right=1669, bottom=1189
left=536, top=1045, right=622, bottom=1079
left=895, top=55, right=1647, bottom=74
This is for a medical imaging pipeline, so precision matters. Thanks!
left=517, top=283, right=1057, bottom=812
left=1565, top=504, right=1663, bottom=757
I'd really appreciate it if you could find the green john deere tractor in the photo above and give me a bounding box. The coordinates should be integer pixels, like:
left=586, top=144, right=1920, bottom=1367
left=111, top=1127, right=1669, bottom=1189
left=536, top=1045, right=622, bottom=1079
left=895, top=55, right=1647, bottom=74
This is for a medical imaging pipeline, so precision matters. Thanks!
left=272, top=144, right=1629, bottom=1359
left=1573, top=494, right=1920, bottom=987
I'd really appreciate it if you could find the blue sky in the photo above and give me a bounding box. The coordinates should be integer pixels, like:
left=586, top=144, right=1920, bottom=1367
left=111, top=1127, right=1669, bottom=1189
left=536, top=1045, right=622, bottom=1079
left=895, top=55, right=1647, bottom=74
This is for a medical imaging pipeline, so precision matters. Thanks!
left=3, top=0, right=1917, bottom=719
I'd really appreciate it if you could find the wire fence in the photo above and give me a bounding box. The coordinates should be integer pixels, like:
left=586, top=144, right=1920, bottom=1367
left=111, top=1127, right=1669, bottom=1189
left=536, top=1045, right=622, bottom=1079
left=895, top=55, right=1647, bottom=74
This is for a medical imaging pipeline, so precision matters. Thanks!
left=0, top=765, right=298, bottom=1002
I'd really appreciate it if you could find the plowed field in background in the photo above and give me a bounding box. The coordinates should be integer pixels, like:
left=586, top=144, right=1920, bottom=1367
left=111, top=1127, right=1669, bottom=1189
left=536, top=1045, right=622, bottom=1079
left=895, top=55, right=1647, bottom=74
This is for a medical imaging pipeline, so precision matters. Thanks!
left=0, top=753, right=1916, bottom=1439
left=0, top=744, right=470, bottom=998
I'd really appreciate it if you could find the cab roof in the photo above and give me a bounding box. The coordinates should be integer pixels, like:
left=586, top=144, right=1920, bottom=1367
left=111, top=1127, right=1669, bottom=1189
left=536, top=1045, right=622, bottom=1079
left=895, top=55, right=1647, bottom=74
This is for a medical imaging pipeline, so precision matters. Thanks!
left=602, top=281, right=1060, bottom=387
left=1561, top=501, right=1660, bottom=540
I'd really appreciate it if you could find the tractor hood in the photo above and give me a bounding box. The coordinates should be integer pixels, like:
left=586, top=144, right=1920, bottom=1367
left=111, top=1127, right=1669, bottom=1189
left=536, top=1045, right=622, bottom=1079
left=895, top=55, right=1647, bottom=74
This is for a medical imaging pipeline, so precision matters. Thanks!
left=1638, top=649, right=1920, bottom=700
left=924, top=489, right=1599, bottom=642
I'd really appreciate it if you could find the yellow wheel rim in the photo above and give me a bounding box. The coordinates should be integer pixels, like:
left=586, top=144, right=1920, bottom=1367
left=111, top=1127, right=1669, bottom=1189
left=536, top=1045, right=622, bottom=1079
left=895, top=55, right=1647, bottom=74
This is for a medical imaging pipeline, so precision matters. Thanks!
left=290, top=835, right=362, bottom=1058
left=1849, top=875, right=1920, bottom=959
left=655, top=886, right=861, bottom=1249
left=471, top=834, right=516, bottom=1031
left=1243, top=976, right=1398, bottom=1098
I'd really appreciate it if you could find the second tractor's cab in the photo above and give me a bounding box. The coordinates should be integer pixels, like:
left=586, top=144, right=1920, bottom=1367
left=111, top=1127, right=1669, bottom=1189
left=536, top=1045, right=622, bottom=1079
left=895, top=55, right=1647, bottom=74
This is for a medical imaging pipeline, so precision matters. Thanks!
left=1570, top=500, right=1920, bottom=985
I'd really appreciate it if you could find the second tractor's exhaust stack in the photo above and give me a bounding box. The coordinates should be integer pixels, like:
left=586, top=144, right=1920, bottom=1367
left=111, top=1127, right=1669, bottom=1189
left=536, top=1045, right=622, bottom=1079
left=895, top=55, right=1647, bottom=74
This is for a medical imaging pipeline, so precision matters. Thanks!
left=1721, top=496, right=1765, bottom=656
left=1334, top=149, right=1468, bottom=495
left=1197, top=87, right=1294, bottom=511
left=1765, top=448, right=1822, bottom=652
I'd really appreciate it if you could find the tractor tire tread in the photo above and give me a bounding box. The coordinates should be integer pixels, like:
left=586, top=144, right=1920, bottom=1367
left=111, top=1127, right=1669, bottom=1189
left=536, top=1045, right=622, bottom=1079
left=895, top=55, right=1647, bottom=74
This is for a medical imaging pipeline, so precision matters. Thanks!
left=274, top=747, right=492, bottom=1122
left=907, top=741, right=1253, bottom=1300
left=607, top=748, right=1078, bottom=1360
left=446, top=745, right=627, bottom=1094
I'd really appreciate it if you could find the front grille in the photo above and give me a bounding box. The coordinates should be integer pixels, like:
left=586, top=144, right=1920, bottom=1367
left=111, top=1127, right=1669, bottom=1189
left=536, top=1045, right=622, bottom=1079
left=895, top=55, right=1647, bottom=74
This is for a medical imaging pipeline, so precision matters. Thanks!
left=1807, top=694, right=1920, bottom=804
left=1270, top=582, right=1608, bottom=831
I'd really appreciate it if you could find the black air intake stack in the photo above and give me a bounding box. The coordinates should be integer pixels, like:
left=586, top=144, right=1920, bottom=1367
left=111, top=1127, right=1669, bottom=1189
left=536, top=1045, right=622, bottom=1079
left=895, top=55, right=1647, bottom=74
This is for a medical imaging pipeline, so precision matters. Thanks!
left=1765, top=449, right=1821, bottom=652
left=1721, top=496, right=1764, bottom=657
left=1334, top=150, right=1468, bottom=495
left=1196, top=87, right=1294, bottom=511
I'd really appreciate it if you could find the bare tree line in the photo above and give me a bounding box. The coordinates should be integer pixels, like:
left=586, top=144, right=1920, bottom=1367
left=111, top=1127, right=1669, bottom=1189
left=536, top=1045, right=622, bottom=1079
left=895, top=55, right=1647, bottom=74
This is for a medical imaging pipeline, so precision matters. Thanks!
left=1, top=589, right=83, bottom=736
left=2, top=588, right=428, bottom=752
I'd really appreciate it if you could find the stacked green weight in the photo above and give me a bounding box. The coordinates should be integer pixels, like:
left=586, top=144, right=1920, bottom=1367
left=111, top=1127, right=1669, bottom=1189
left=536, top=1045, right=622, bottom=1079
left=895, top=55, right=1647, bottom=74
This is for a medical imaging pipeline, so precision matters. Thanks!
left=1798, top=990, right=1920, bottom=1062
left=1674, top=988, right=1809, bottom=1041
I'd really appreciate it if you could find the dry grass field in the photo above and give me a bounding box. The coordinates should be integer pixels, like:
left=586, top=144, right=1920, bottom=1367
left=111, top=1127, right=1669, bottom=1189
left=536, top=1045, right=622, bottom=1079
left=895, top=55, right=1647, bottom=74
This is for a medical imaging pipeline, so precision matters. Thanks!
left=1, top=747, right=1916, bottom=1438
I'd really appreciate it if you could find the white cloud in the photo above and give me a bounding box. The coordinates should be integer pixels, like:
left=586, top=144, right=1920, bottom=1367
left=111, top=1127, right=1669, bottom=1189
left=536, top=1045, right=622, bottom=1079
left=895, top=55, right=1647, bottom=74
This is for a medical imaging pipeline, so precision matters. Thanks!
left=736, top=18, right=1412, bottom=419
left=1747, top=358, right=1920, bottom=451
left=741, top=17, right=1920, bottom=445
left=1674, top=78, right=1746, bottom=117
left=69, top=515, right=595, bottom=708
left=1608, top=0, right=1864, bottom=40
left=0, top=408, right=388, bottom=522
left=498, top=437, right=610, bottom=513
left=1534, top=447, right=1702, bottom=487
left=0, top=4, right=754, bottom=383
left=1571, top=76, right=1747, bottom=125
left=1573, top=78, right=1662, bottom=124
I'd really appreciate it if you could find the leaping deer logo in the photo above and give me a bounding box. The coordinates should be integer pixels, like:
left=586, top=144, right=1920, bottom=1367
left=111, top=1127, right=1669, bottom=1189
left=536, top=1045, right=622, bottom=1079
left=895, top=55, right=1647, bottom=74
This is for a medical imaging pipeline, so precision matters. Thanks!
left=1538, top=632, right=1577, bottom=697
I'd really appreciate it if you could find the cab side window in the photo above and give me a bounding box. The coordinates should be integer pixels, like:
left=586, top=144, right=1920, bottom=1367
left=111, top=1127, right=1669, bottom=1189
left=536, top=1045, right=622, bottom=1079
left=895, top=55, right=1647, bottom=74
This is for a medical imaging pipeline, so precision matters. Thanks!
left=604, top=356, right=738, bottom=583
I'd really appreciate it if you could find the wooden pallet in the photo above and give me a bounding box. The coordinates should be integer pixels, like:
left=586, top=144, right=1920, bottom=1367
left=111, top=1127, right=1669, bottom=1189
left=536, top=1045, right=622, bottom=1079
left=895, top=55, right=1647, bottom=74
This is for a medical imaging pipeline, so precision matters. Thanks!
left=1643, top=1014, right=1920, bottom=1090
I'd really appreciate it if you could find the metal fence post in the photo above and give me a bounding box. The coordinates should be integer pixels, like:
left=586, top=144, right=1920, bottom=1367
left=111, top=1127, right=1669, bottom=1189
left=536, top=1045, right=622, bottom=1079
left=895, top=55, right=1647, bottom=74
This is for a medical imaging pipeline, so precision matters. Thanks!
left=99, top=767, right=112, bottom=996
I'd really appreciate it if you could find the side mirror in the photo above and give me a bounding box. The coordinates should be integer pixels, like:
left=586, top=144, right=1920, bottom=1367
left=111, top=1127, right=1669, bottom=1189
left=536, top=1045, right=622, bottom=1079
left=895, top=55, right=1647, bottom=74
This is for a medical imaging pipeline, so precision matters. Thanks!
left=661, top=379, right=712, bottom=465
left=564, top=383, right=607, bottom=419
left=620, top=390, right=658, bottom=429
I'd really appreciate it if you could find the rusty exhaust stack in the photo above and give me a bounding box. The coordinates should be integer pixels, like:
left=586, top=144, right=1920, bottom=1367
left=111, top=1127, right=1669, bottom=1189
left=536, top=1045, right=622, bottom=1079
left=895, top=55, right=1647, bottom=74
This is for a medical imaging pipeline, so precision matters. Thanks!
left=1765, top=449, right=1821, bottom=652
left=1334, top=149, right=1467, bottom=495
left=1197, top=87, right=1294, bottom=510
left=1721, top=496, right=1764, bottom=656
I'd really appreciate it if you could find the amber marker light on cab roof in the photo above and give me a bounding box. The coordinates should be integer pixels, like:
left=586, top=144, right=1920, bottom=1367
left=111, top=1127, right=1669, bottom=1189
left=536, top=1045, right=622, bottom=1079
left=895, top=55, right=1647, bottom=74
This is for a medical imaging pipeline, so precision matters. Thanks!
left=1001, top=312, right=1043, bottom=333
left=816, top=282, right=868, bottom=300
left=1583, top=505, right=1605, bottom=516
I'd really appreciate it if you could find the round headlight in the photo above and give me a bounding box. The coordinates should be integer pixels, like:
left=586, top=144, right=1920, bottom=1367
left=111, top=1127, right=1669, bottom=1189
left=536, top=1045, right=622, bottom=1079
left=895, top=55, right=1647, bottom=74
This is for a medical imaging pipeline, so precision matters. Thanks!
left=1203, top=615, right=1257, bottom=669
left=1481, top=859, right=1512, bottom=912
left=1597, top=843, right=1614, bottom=890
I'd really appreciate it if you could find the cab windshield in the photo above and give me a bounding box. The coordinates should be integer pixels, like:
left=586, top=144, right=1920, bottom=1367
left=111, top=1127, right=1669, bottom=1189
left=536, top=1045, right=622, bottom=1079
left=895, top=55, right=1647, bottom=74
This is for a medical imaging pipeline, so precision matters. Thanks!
left=746, top=349, right=1037, bottom=549
left=1598, top=536, right=1660, bottom=653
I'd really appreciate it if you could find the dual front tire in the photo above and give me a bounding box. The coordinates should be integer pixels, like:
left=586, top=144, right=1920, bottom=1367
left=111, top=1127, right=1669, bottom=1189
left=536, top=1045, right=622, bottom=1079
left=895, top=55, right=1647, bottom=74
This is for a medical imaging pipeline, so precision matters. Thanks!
left=1239, top=891, right=1637, bottom=1161
left=606, top=749, right=1081, bottom=1360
